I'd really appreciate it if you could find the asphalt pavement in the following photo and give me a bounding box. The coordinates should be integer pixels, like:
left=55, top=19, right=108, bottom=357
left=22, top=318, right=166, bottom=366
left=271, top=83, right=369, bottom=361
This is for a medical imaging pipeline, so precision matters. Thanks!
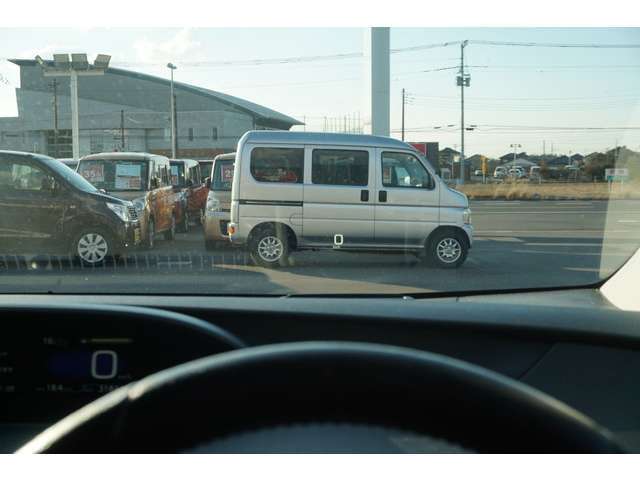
left=1, top=200, right=639, bottom=295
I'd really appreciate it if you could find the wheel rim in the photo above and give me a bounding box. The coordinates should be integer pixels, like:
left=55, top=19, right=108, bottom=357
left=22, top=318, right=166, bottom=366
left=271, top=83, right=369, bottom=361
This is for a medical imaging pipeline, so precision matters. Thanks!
left=436, top=237, right=462, bottom=263
left=77, top=233, right=108, bottom=264
left=257, top=236, right=284, bottom=263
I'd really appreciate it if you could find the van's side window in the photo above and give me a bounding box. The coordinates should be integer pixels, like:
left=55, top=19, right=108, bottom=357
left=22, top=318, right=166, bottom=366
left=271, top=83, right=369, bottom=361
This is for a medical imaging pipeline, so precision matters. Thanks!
left=311, top=150, right=369, bottom=186
left=0, top=161, right=54, bottom=192
left=250, top=147, right=304, bottom=183
left=382, top=152, right=433, bottom=189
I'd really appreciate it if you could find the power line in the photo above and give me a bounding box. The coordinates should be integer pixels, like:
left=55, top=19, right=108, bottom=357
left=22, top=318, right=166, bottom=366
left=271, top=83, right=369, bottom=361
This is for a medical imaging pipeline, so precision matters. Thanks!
left=470, top=40, right=640, bottom=48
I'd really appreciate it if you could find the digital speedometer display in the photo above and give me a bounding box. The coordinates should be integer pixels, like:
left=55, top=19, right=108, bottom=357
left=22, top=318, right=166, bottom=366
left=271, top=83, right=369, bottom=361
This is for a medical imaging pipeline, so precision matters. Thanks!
left=0, top=336, right=135, bottom=398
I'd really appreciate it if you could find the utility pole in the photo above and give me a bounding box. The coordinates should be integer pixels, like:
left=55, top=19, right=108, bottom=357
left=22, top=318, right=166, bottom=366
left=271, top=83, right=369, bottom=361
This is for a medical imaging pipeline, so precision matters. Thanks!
left=543, top=140, right=546, bottom=157
left=120, top=110, right=125, bottom=150
left=457, top=40, right=470, bottom=184
left=167, top=63, right=177, bottom=159
left=50, top=79, right=58, bottom=157
left=401, top=88, right=405, bottom=141
left=173, top=93, right=179, bottom=158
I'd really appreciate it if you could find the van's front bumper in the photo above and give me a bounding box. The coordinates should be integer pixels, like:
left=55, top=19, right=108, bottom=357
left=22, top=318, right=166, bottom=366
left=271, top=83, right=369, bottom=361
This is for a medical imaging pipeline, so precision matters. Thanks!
left=204, top=211, right=231, bottom=241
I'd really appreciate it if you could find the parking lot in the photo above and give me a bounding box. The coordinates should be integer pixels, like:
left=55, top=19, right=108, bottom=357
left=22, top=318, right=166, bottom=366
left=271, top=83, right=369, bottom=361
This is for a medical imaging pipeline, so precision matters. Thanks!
left=1, top=199, right=639, bottom=295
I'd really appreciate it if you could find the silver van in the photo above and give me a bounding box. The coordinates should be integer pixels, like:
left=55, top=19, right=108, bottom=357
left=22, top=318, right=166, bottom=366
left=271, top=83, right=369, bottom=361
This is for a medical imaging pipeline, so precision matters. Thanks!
left=228, top=131, right=472, bottom=268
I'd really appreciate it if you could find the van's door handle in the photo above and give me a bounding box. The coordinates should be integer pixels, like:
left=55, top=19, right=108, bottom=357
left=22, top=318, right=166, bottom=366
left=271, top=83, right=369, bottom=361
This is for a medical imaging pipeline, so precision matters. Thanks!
left=379, top=191, right=387, bottom=202
left=360, top=190, right=369, bottom=202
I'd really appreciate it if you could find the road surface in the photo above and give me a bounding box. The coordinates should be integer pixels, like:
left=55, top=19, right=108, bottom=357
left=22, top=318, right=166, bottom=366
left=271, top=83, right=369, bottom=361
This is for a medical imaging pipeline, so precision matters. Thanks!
left=1, top=200, right=639, bottom=295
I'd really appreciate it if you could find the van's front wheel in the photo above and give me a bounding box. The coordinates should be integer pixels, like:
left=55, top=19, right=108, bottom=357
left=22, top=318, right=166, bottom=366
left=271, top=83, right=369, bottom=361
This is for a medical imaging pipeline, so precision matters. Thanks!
left=426, top=230, right=468, bottom=269
left=249, top=225, right=289, bottom=268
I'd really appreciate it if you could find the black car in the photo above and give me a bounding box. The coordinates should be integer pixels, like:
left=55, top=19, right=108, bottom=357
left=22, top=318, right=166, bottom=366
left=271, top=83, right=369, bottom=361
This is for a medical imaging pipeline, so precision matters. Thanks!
left=0, top=151, right=141, bottom=266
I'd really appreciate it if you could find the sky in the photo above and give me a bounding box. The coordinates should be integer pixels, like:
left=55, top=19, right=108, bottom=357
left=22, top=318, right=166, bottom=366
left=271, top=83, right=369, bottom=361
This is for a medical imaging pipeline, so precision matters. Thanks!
left=0, top=27, right=639, bottom=157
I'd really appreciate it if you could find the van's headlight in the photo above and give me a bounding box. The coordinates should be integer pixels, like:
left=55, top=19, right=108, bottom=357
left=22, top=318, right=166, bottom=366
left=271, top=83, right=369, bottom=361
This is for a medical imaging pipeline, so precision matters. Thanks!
left=106, top=202, right=130, bottom=222
left=463, top=208, right=472, bottom=225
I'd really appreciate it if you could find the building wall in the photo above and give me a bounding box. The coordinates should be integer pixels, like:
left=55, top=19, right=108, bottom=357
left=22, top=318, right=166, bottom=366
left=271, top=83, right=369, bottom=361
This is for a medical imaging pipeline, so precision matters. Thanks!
left=1, top=63, right=294, bottom=158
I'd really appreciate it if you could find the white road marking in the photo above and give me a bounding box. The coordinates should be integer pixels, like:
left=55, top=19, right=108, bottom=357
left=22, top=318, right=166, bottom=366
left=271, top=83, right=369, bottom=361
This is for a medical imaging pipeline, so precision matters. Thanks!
left=474, top=211, right=611, bottom=215
left=618, top=219, right=639, bottom=223
left=524, top=242, right=603, bottom=247
left=514, top=250, right=630, bottom=257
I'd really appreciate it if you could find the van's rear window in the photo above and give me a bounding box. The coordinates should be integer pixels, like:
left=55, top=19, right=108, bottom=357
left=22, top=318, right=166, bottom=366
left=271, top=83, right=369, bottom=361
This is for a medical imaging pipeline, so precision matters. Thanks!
left=250, top=147, right=304, bottom=183
left=78, top=159, right=149, bottom=191
left=212, top=160, right=235, bottom=191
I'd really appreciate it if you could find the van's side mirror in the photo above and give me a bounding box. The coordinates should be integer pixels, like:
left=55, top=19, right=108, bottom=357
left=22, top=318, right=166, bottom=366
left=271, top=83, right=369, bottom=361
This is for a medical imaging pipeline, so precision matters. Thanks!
left=205, top=177, right=211, bottom=189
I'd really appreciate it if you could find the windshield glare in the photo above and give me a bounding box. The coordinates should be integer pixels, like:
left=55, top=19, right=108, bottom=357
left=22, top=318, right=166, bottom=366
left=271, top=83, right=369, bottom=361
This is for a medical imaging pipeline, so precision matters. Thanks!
left=0, top=27, right=639, bottom=296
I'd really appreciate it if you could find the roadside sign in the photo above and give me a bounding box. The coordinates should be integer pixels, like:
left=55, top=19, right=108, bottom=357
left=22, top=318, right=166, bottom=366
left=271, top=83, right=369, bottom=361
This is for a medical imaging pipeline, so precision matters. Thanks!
left=605, top=168, right=629, bottom=182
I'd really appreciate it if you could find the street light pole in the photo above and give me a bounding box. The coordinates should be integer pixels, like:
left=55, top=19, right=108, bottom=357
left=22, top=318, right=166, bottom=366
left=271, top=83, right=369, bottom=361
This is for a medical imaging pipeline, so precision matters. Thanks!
left=167, top=63, right=177, bottom=159
left=70, top=70, right=80, bottom=160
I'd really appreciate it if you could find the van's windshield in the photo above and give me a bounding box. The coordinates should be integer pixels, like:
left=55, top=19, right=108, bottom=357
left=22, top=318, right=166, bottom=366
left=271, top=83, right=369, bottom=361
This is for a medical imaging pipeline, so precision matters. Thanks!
left=78, top=159, right=149, bottom=192
left=212, top=160, right=234, bottom=191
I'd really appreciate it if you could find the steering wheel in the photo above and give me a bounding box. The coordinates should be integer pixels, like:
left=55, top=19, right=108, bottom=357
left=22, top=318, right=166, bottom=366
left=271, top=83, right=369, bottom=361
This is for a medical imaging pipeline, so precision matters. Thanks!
left=18, top=342, right=622, bottom=453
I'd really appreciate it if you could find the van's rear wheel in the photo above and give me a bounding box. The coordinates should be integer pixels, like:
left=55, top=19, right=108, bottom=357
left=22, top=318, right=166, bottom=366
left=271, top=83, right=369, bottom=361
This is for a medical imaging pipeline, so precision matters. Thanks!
left=426, top=230, right=468, bottom=269
left=73, top=229, right=114, bottom=267
left=249, top=225, right=289, bottom=268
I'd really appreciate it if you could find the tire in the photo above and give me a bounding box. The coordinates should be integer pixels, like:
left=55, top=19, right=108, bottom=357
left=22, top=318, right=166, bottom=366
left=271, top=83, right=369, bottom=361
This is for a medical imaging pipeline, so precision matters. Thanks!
left=179, top=210, right=190, bottom=233
left=425, top=230, right=468, bottom=269
left=146, top=218, right=156, bottom=250
left=72, top=228, right=114, bottom=267
left=164, top=215, right=176, bottom=241
left=249, top=225, right=289, bottom=268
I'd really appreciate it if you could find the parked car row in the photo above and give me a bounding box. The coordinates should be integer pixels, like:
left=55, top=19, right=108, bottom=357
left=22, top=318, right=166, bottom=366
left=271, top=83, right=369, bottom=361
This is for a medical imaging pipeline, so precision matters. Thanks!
left=0, top=150, right=220, bottom=266
left=2, top=131, right=474, bottom=269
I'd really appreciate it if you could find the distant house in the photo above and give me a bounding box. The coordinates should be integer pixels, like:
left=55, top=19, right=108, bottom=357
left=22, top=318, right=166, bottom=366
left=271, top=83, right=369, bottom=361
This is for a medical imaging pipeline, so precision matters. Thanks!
left=501, top=158, right=537, bottom=169
left=499, top=151, right=529, bottom=163
left=439, top=147, right=460, bottom=168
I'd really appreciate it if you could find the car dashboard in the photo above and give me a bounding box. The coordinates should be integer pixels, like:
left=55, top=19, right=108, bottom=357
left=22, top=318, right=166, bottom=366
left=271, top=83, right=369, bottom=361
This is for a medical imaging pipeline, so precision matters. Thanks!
left=1, top=289, right=640, bottom=452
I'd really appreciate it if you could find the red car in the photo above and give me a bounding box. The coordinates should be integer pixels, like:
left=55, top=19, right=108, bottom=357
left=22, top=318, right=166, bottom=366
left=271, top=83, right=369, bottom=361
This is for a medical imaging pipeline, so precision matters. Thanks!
left=170, top=159, right=209, bottom=232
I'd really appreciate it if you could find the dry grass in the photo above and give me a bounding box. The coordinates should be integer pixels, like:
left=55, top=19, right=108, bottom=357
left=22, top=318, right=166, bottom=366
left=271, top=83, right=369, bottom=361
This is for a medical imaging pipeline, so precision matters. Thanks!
left=456, top=182, right=640, bottom=201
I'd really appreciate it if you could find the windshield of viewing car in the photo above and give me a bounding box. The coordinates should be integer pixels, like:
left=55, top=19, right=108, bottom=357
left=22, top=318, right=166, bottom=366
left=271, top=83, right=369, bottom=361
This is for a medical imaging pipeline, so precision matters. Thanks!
left=77, top=159, right=149, bottom=192
left=212, top=160, right=234, bottom=191
left=0, top=27, right=638, bottom=296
